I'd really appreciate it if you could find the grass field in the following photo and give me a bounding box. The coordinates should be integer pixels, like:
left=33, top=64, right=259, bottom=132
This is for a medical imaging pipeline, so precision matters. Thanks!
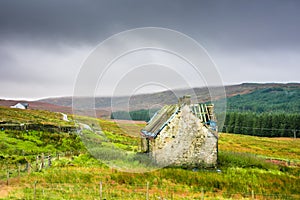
left=219, top=133, right=300, bottom=163
left=0, top=106, right=74, bottom=126
left=1, top=132, right=299, bottom=199
left=0, top=108, right=299, bottom=199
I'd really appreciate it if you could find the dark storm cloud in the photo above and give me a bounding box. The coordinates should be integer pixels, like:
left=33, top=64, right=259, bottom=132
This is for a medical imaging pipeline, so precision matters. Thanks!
left=1, top=0, right=299, bottom=49
left=0, top=0, right=113, bottom=44
left=0, top=0, right=299, bottom=99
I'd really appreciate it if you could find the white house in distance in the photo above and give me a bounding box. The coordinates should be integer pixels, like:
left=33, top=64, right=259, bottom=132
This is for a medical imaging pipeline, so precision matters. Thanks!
left=10, top=103, right=29, bottom=109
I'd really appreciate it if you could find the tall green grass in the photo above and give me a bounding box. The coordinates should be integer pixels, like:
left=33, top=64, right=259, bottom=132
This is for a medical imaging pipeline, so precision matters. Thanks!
left=1, top=107, right=299, bottom=199
left=4, top=153, right=299, bottom=199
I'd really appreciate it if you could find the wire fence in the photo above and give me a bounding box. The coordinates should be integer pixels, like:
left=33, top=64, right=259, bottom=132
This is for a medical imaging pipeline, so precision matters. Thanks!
left=221, top=125, right=299, bottom=138
left=3, top=181, right=298, bottom=200
left=0, top=151, right=78, bottom=182
left=1, top=160, right=299, bottom=200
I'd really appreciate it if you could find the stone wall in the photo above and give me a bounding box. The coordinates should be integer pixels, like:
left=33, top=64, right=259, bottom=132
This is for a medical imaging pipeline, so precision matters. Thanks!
left=149, top=105, right=217, bottom=168
left=0, top=123, right=76, bottom=133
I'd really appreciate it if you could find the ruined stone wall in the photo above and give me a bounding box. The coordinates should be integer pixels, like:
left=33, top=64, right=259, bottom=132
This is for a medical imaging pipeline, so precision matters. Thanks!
left=140, top=137, right=148, bottom=152
left=0, top=123, right=76, bottom=133
left=150, top=105, right=217, bottom=167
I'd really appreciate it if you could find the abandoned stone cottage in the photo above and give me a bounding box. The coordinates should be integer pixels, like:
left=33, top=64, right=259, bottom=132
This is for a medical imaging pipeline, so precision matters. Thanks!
left=140, top=96, right=218, bottom=168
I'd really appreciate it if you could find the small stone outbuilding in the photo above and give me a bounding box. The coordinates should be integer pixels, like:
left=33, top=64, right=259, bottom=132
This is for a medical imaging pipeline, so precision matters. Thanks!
left=141, top=96, right=218, bottom=168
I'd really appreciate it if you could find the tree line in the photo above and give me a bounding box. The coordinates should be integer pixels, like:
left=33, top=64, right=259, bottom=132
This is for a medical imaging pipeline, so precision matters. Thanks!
left=111, top=109, right=300, bottom=137
left=224, top=87, right=300, bottom=113
left=110, top=86, right=300, bottom=134
left=221, top=112, right=300, bottom=137
left=111, top=109, right=158, bottom=122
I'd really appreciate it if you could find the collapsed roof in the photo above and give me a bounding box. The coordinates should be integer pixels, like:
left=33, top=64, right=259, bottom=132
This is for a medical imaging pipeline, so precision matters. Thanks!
left=141, top=101, right=216, bottom=138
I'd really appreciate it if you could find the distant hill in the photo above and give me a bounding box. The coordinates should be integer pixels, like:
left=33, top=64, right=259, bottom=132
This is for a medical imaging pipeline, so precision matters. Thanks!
left=2, top=83, right=297, bottom=118
left=0, top=99, right=110, bottom=118
left=226, top=85, right=300, bottom=113
left=0, top=99, right=73, bottom=114
left=0, top=106, right=73, bottom=126
left=39, top=83, right=300, bottom=114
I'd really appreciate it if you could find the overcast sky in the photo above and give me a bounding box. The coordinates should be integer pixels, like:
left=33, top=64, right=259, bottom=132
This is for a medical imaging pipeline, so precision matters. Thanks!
left=0, top=0, right=299, bottom=100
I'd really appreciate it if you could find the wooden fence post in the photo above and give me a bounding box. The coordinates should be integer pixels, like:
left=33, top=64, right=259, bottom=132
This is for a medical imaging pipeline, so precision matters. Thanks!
left=99, top=181, right=103, bottom=200
left=36, top=155, right=39, bottom=171
left=34, top=181, right=37, bottom=200
left=251, top=190, right=255, bottom=200
left=41, top=153, right=44, bottom=169
left=18, top=164, right=21, bottom=178
left=48, top=154, right=52, bottom=167
left=6, top=170, right=9, bottom=186
left=146, top=182, right=149, bottom=200
left=27, top=162, right=31, bottom=174
left=201, top=187, right=204, bottom=200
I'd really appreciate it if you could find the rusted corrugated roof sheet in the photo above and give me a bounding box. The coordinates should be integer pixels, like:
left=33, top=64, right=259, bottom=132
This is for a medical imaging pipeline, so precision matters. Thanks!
left=141, top=104, right=179, bottom=138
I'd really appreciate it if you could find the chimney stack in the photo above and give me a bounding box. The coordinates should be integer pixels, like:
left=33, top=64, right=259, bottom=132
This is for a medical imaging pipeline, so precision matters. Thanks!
left=178, top=95, right=191, bottom=105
